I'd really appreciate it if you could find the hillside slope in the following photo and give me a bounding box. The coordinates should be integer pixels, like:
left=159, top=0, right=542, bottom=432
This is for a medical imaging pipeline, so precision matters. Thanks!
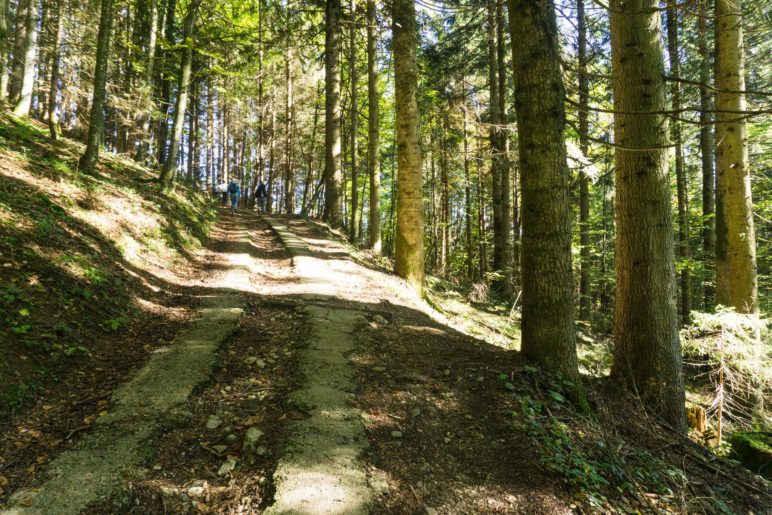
left=0, top=114, right=214, bottom=493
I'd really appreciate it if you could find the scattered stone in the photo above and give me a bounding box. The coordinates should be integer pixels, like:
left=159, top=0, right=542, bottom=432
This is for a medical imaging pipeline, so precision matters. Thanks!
left=187, top=486, right=205, bottom=498
left=244, top=356, right=257, bottom=365
left=205, top=415, right=222, bottom=430
left=217, top=456, right=237, bottom=476
left=391, top=430, right=403, bottom=438
left=443, top=369, right=450, bottom=375
left=224, top=433, right=239, bottom=444
left=212, top=445, right=228, bottom=454
left=243, top=426, right=266, bottom=464
left=152, top=464, right=162, bottom=471
left=255, top=359, right=267, bottom=369
left=426, top=508, right=438, bottom=515
left=410, top=407, right=421, bottom=417
left=372, top=315, right=388, bottom=325
left=373, top=366, right=387, bottom=373
left=444, top=437, right=451, bottom=444
left=476, top=376, right=484, bottom=382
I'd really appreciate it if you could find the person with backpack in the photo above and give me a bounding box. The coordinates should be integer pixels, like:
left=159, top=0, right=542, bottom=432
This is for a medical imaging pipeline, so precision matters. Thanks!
left=227, top=179, right=240, bottom=214
left=255, top=180, right=267, bottom=213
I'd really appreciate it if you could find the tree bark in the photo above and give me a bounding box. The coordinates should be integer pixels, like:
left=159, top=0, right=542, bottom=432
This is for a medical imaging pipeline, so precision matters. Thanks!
left=393, top=0, right=424, bottom=295
left=488, top=5, right=502, bottom=278
left=159, top=0, right=200, bottom=185
left=78, top=0, right=114, bottom=174
left=698, top=0, right=715, bottom=309
left=610, top=0, right=685, bottom=431
left=12, top=0, right=39, bottom=116
left=47, top=0, right=63, bottom=140
left=0, top=0, right=8, bottom=103
left=323, top=0, right=343, bottom=225
left=284, top=46, right=295, bottom=214
left=136, top=0, right=159, bottom=162
left=577, top=0, right=591, bottom=320
left=666, top=1, right=691, bottom=324
left=507, top=0, right=583, bottom=399
left=9, top=0, right=29, bottom=102
left=496, top=2, right=512, bottom=300
left=714, top=0, right=757, bottom=313
left=463, top=104, right=473, bottom=281
left=366, top=0, right=381, bottom=252
left=348, top=0, right=360, bottom=242
left=156, top=0, right=177, bottom=167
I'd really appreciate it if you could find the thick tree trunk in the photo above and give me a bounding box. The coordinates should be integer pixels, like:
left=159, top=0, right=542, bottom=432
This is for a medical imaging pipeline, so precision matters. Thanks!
left=666, top=1, right=691, bottom=324
left=507, top=0, right=583, bottom=398
left=698, top=0, right=715, bottom=308
left=323, top=0, right=343, bottom=225
left=47, top=0, right=63, bottom=140
left=0, top=0, right=8, bottom=103
left=366, top=0, right=381, bottom=252
left=610, top=0, right=685, bottom=431
left=714, top=0, right=757, bottom=313
left=159, top=0, right=199, bottom=185
left=12, top=0, right=39, bottom=116
left=577, top=0, right=591, bottom=320
left=78, top=0, right=114, bottom=174
left=393, top=0, right=424, bottom=295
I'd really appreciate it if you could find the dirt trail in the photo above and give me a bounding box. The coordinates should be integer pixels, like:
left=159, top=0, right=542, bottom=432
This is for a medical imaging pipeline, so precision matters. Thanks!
left=262, top=217, right=393, bottom=514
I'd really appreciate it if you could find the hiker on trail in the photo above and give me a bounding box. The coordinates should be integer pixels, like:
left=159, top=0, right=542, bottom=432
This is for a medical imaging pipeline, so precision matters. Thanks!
left=228, top=179, right=241, bottom=214
left=255, top=181, right=267, bottom=213
left=217, top=182, right=228, bottom=205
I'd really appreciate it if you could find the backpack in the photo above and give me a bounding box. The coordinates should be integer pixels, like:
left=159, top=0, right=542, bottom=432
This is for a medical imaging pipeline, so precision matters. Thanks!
left=228, top=182, right=238, bottom=194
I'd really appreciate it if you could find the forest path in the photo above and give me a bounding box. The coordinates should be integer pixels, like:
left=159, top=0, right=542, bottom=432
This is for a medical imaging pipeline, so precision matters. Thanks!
left=1, top=213, right=256, bottom=515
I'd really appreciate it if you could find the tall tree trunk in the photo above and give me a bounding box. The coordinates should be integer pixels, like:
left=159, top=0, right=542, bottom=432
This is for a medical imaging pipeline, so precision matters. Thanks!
left=610, top=0, right=685, bottom=431
left=136, top=0, right=158, bottom=162
left=440, top=118, right=450, bottom=277
left=284, top=47, right=294, bottom=214
left=577, top=0, right=591, bottom=319
left=256, top=0, right=264, bottom=181
left=47, top=0, right=63, bottom=140
left=507, top=0, right=584, bottom=401
left=698, top=0, right=715, bottom=308
left=156, top=0, right=176, bottom=167
left=496, top=2, right=512, bottom=299
left=666, top=1, right=691, bottom=324
left=348, top=0, right=359, bottom=242
left=463, top=104, right=473, bottom=281
left=206, top=78, right=214, bottom=186
left=0, top=0, right=9, bottom=103
left=323, top=0, right=343, bottom=225
left=9, top=0, right=29, bottom=102
left=12, top=0, right=39, bottom=116
left=366, top=0, right=380, bottom=252
left=714, top=0, right=757, bottom=313
left=78, top=0, right=114, bottom=174
left=267, top=94, right=276, bottom=212
left=159, top=0, right=200, bottom=185
left=477, top=135, right=486, bottom=281
left=393, top=0, right=423, bottom=295
left=488, top=5, right=502, bottom=277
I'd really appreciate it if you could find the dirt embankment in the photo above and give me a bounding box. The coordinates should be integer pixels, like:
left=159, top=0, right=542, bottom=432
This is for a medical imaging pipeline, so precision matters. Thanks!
left=0, top=114, right=214, bottom=501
